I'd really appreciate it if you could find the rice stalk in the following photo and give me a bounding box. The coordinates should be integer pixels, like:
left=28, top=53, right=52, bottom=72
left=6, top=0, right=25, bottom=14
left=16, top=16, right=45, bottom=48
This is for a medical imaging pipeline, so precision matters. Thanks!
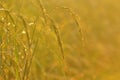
left=37, top=0, right=47, bottom=24
left=0, top=4, right=16, bottom=32
left=18, top=15, right=31, bottom=49
left=51, top=7, right=85, bottom=47
left=46, top=14, right=64, bottom=60
left=36, top=1, right=67, bottom=79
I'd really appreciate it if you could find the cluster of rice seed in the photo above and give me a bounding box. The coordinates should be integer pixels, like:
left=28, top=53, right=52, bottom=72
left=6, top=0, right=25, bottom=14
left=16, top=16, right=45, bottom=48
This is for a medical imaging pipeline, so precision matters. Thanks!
left=52, top=6, right=84, bottom=46
left=37, top=0, right=66, bottom=59
left=0, top=0, right=84, bottom=80
left=0, top=4, right=38, bottom=80
left=36, top=0, right=84, bottom=79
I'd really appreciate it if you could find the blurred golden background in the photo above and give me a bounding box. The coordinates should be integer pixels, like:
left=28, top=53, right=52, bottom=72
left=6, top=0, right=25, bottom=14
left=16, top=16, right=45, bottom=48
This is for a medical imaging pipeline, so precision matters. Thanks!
left=0, top=0, right=120, bottom=80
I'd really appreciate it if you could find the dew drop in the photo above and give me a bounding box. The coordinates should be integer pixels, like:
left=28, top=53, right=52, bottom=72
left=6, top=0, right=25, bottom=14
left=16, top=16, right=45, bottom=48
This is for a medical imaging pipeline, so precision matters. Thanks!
left=25, top=48, right=27, bottom=52
left=21, top=56, right=24, bottom=59
left=7, top=22, right=11, bottom=26
left=22, top=30, right=26, bottom=34
left=1, top=17, right=5, bottom=22
left=13, top=24, right=15, bottom=27
left=28, top=22, right=34, bottom=26
left=18, top=52, right=22, bottom=55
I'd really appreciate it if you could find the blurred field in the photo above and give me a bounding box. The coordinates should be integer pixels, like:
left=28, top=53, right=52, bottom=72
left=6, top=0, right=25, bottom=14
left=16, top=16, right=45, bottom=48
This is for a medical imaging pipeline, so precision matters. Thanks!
left=0, top=0, right=120, bottom=80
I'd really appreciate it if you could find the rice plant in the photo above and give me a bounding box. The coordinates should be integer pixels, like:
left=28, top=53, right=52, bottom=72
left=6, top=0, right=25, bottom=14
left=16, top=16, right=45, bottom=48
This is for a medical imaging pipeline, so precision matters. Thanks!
left=0, top=0, right=120, bottom=80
